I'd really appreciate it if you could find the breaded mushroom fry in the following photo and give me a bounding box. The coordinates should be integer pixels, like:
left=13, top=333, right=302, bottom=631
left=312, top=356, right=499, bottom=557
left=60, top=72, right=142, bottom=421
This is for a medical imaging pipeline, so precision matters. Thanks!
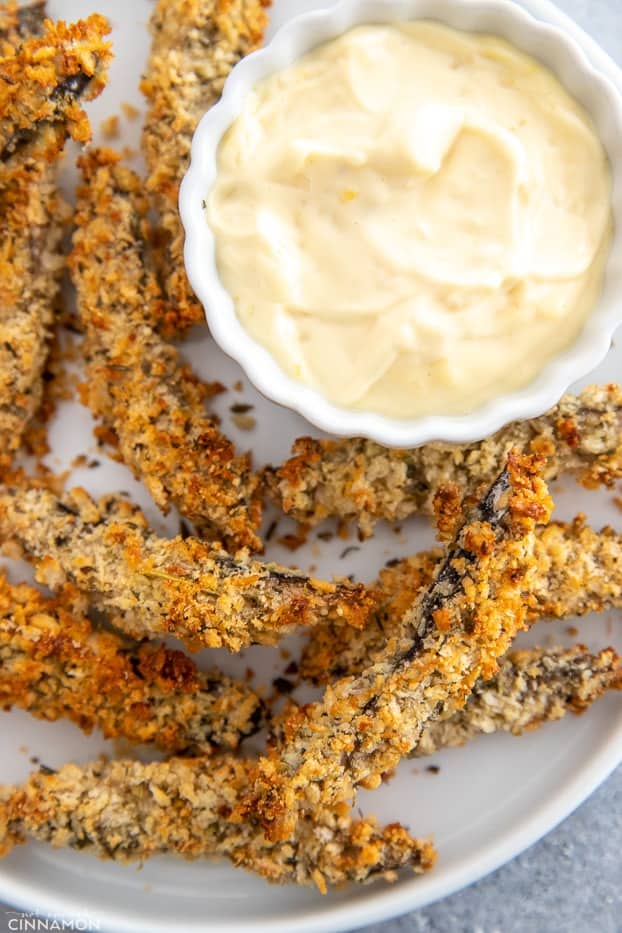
left=0, top=575, right=264, bottom=753
left=240, top=453, right=552, bottom=840
left=266, top=385, right=622, bottom=536
left=413, top=645, right=622, bottom=757
left=0, top=16, right=111, bottom=470
left=141, top=0, right=270, bottom=334
left=0, top=15, right=110, bottom=166
left=0, top=756, right=435, bottom=890
left=71, top=148, right=262, bottom=552
left=300, top=516, right=622, bottom=684
left=0, top=484, right=375, bottom=653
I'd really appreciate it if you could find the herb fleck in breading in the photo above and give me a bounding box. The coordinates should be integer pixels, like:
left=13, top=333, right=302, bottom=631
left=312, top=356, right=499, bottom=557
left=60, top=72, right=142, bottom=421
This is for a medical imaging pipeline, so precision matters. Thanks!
left=141, top=0, right=270, bottom=334
left=266, top=385, right=622, bottom=536
left=0, top=755, right=435, bottom=890
left=0, top=483, right=376, bottom=653
left=0, top=15, right=111, bottom=471
left=0, top=574, right=264, bottom=753
left=70, top=148, right=262, bottom=552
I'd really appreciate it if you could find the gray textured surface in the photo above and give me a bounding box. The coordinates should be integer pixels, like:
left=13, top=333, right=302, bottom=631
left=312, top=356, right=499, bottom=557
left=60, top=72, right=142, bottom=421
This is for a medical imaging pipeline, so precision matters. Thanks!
left=0, top=1, right=620, bottom=932
left=357, top=766, right=622, bottom=933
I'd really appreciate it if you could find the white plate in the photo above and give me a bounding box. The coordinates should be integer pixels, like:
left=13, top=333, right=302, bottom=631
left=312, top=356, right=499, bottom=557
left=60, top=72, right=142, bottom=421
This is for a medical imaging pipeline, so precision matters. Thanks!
left=0, top=2, right=621, bottom=931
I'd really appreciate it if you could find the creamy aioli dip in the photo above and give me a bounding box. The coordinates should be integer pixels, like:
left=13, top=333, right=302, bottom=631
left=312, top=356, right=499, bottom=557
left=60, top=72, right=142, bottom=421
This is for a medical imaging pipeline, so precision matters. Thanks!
left=207, top=21, right=613, bottom=418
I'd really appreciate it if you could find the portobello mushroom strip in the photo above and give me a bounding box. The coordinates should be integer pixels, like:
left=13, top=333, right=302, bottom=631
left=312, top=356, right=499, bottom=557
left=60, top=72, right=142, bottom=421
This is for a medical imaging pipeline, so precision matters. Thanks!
left=411, top=644, right=622, bottom=758
left=0, top=574, right=264, bottom=754
left=0, top=14, right=111, bottom=471
left=266, top=384, right=622, bottom=537
left=0, top=646, right=616, bottom=885
left=300, top=515, right=622, bottom=683
left=141, top=0, right=271, bottom=334
left=238, top=451, right=552, bottom=840
left=0, top=755, right=435, bottom=890
left=0, top=483, right=376, bottom=653
left=70, top=148, right=262, bottom=553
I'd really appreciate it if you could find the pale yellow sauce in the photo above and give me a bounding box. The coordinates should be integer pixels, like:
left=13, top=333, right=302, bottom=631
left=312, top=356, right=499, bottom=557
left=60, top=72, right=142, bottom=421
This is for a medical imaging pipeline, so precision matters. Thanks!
left=207, top=22, right=613, bottom=418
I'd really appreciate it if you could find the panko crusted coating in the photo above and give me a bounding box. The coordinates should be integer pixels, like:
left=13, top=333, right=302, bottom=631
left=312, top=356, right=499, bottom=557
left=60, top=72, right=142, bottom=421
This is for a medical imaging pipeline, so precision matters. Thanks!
left=300, top=516, right=622, bottom=683
left=239, top=452, right=552, bottom=841
left=0, top=3, right=617, bottom=897
left=0, top=575, right=264, bottom=753
left=0, top=0, right=51, bottom=460
left=141, top=0, right=271, bottom=334
left=0, top=15, right=111, bottom=471
left=0, top=1, right=46, bottom=47
left=70, top=148, right=262, bottom=553
left=0, top=162, right=65, bottom=473
left=0, top=483, right=375, bottom=653
left=0, top=2, right=22, bottom=45
left=266, top=385, right=622, bottom=536
left=413, top=645, right=622, bottom=757
left=0, top=756, right=436, bottom=890
left=0, top=14, right=110, bottom=166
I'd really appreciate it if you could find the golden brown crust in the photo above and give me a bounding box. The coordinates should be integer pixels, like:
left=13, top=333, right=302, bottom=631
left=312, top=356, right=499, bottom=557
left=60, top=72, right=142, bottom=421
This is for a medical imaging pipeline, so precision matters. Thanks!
left=0, top=483, right=376, bottom=653
left=0, top=755, right=436, bottom=889
left=0, top=2, right=46, bottom=48
left=239, top=453, right=552, bottom=840
left=0, top=14, right=111, bottom=472
left=529, top=516, right=622, bottom=618
left=0, top=15, right=111, bottom=164
left=70, top=148, right=262, bottom=552
left=0, top=1, right=19, bottom=45
left=300, top=516, right=622, bottom=684
left=266, top=385, right=622, bottom=536
left=141, top=0, right=271, bottom=334
left=0, top=167, right=67, bottom=473
left=0, top=1, right=57, bottom=467
left=300, top=551, right=439, bottom=684
left=0, top=574, right=264, bottom=752
left=413, top=645, right=622, bottom=757
left=0, top=7, right=614, bottom=893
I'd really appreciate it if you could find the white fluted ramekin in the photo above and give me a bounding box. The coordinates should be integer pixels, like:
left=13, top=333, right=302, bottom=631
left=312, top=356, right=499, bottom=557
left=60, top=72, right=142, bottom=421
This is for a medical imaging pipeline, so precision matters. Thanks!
left=180, top=0, right=622, bottom=447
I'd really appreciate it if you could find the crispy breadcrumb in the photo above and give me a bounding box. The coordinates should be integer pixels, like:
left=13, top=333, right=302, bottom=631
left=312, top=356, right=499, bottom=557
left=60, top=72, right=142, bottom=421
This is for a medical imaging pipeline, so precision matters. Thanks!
left=0, top=755, right=436, bottom=889
left=100, top=113, right=119, bottom=139
left=0, top=2, right=51, bottom=459
left=413, top=645, right=622, bottom=757
left=0, top=575, right=264, bottom=753
left=141, top=0, right=270, bottom=334
left=0, top=1, right=45, bottom=47
left=238, top=453, right=552, bottom=841
left=70, top=148, right=262, bottom=552
left=0, top=483, right=375, bottom=653
left=0, top=15, right=111, bottom=471
left=0, top=15, right=111, bottom=165
left=0, top=164, right=66, bottom=474
left=266, top=385, right=622, bottom=536
left=121, top=101, right=139, bottom=120
left=301, top=516, right=622, bottom=683
left=0, top=2, right=21, bottom=45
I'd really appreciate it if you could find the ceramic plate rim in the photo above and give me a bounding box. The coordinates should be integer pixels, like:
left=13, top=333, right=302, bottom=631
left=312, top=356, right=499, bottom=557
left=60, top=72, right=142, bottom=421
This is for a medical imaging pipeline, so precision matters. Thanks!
left=1, top=729, right=621, bottom=933
left=1, top=1, right=621, bottom=930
